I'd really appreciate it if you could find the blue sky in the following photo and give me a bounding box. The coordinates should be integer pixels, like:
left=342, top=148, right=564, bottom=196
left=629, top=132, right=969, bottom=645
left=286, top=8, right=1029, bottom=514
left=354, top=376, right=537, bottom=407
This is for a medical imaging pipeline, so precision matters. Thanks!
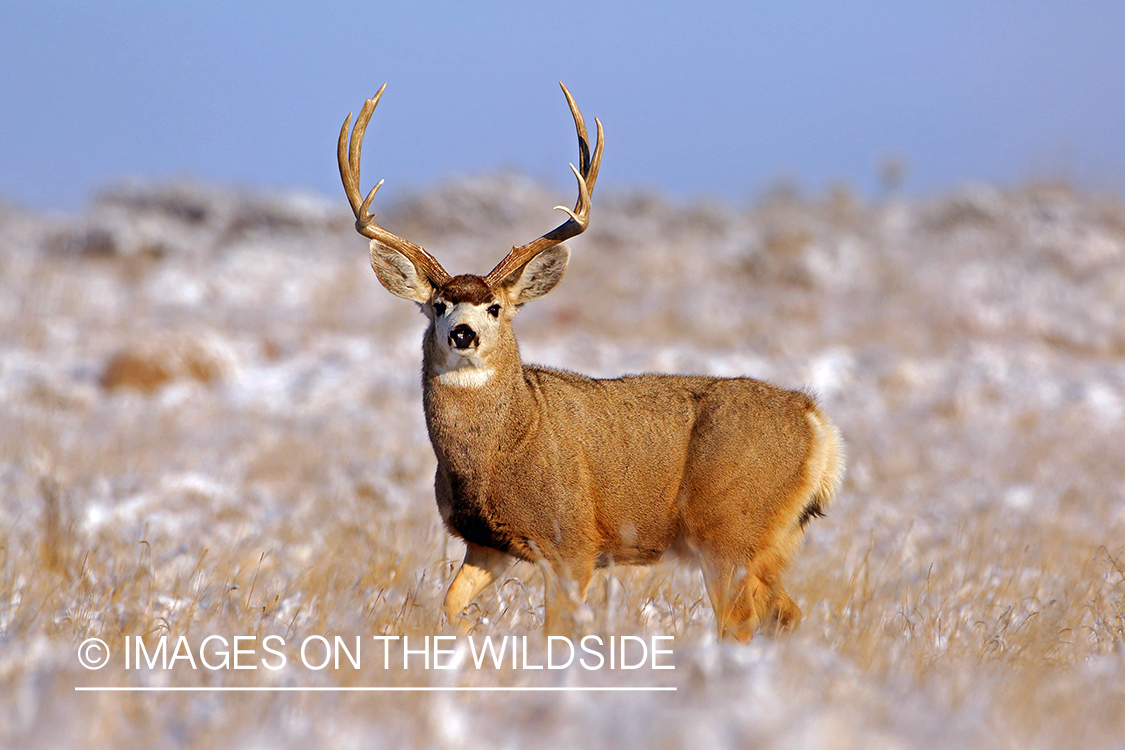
left=2, top=1, right=1123, bottom=209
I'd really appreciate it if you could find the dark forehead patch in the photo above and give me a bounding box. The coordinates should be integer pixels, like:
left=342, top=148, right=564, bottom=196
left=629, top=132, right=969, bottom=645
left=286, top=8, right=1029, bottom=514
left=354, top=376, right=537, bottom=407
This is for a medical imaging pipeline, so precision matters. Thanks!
left=439, top=274, right=495, bottom=305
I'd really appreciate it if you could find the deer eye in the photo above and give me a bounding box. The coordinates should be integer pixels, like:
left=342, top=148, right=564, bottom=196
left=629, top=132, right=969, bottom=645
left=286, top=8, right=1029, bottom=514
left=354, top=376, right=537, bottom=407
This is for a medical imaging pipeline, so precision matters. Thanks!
left=488, top=304, right=501, bottom=318
left=433, top=302, right=447, bottom=316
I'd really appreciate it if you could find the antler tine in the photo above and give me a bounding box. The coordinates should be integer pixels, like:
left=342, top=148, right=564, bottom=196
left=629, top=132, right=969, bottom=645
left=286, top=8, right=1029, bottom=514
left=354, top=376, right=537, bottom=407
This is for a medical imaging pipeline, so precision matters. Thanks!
left=338, top=85, right=451, bottom=287
left=484, top=83, right=603, bottom=288
left=559, top=82, right=603, bottom=198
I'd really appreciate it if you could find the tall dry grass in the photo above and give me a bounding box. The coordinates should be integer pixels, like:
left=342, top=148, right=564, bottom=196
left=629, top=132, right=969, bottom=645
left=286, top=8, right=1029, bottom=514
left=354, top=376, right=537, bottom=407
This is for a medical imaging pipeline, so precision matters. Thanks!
left=1, top=178, right=1123, bottom=748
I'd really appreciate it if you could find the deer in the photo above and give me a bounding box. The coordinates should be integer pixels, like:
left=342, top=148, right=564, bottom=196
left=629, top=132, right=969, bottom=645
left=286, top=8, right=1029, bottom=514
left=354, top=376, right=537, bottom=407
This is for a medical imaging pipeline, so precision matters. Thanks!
left=337, top=83, right=845, bottom=640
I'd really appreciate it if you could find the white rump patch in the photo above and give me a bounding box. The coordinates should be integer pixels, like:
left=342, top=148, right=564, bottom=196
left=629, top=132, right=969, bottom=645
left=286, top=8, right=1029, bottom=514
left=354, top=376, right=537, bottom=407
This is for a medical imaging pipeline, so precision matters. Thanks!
left=437, top=367, right=494, bottom=389
left=804, top=409, right=845, bottom=505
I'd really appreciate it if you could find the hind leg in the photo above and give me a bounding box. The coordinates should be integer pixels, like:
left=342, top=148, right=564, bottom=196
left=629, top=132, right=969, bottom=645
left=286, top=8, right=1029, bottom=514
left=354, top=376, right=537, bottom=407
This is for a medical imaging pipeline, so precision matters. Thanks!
left=765, top=585, right=802, bottom=632
left=701, top=558, right=770, bottom=641
left=701, top=549, right=799, bottom=641
left=761, top=524, right=806, bottom=632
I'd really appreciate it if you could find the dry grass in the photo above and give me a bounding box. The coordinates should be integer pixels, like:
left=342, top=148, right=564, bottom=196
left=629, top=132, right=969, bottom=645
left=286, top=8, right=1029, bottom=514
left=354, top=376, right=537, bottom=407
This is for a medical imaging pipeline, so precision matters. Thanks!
left=1, top=178, right=1124, bottom=748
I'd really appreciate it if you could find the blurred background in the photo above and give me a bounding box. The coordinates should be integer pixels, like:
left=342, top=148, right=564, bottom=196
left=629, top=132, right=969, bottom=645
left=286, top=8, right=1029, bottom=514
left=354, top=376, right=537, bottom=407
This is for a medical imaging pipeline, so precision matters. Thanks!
left=3, top=3, right=1125, bottom=748
left=2, top=0, right=1125, bottom=209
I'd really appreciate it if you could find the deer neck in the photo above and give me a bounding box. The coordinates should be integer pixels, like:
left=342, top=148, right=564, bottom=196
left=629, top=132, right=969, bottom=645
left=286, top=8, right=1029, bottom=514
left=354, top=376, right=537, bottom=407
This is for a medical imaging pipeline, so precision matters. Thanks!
left=421, top=326, right=533, bottom=476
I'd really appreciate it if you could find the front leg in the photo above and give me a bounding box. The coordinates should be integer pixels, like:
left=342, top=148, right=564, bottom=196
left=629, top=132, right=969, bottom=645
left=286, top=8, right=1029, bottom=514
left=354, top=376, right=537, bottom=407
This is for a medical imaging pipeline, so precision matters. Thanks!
left=443, top=542, right=512, bottom=630
left=542, top=555, right=595, bottom=635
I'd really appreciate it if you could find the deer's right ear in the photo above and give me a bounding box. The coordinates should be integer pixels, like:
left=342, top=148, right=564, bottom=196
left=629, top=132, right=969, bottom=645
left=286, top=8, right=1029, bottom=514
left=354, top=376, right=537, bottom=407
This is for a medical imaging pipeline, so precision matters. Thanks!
left=502, top=245, right=570, bottom=304
left=370, top=241, right=434, bottom=303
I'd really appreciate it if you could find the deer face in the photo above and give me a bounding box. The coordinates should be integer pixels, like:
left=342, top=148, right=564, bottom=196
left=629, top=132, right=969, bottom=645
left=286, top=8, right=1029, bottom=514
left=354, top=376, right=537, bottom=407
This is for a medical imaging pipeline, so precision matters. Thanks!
left=428, top=275, right=503, bottom=383
left=369, top=243, right=571, bottom=386
left=339, top=83, right=596, bottom=386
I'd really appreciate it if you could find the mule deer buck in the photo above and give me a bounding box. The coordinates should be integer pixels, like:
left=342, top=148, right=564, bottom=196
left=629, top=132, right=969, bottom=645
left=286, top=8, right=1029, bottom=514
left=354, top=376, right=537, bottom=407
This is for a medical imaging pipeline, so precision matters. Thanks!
left=338, top=83, right=844, bottom=640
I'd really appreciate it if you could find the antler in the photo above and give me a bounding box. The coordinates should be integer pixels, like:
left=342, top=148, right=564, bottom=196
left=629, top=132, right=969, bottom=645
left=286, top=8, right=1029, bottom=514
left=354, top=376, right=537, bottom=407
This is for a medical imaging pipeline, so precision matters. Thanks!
left=338, top=84, right=452, bottom=287
left=484, top=82, right=603, bottom=288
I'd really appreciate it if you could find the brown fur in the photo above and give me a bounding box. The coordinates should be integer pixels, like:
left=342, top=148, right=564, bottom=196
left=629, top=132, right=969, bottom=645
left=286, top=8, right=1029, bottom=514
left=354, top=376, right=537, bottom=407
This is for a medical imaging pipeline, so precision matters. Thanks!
left=417, top=279, right=845, bottom=640
left=340, top=85, right=843, bottom=639
left=437, top=275, right=494, bottom=306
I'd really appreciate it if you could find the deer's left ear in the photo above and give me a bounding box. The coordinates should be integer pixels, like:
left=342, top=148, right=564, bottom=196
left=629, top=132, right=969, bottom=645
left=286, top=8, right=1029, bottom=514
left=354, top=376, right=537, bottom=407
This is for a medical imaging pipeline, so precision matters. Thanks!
left=370, top=241, right=435, bottom=304
left=502, top=245, right=570, bottom=304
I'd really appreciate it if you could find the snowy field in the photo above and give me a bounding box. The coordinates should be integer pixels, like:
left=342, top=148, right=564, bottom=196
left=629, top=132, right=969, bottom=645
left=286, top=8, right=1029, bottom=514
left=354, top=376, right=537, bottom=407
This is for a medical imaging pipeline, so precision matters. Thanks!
left=1, top=176, right=1123, bottom=748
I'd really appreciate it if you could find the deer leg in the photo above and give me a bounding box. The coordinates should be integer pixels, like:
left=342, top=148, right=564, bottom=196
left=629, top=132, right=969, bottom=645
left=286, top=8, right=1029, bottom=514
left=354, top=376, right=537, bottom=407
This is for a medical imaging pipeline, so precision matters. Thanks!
left=542, top=557, right=594, bottom=636
left=701, top=561, right=772, bottom=642
left=443, top=543, right=511, bottom=630
left=766, top=585, right=802, bottom=632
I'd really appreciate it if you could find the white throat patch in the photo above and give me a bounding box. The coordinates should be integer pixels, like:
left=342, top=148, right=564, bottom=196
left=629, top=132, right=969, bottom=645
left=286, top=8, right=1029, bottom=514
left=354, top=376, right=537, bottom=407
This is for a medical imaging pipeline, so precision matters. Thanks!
left=437, top=366, right=494, bottom=389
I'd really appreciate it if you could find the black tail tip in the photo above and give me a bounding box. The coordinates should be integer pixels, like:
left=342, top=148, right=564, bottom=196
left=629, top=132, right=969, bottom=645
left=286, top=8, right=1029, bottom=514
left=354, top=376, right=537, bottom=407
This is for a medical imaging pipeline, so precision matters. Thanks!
left=797, top=500, right=826, bottom=530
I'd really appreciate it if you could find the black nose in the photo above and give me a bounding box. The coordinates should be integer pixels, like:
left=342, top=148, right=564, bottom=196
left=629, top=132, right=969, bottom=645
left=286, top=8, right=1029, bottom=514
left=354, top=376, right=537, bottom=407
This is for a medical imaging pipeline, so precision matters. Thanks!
left=449, top=324, right=478, bottom=350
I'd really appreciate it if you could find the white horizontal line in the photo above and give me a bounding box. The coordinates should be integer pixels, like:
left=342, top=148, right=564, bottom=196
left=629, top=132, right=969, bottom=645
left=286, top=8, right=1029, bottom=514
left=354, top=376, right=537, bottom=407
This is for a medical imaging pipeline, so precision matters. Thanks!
left=75, top=686, right=676, bottom=693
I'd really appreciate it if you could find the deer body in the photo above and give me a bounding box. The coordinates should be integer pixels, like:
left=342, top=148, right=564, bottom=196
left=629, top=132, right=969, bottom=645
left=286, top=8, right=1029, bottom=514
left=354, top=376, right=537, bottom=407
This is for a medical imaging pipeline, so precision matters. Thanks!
left=428, top=356, right=825, bottom=563
left=339, top=84, right=844, bottom=639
